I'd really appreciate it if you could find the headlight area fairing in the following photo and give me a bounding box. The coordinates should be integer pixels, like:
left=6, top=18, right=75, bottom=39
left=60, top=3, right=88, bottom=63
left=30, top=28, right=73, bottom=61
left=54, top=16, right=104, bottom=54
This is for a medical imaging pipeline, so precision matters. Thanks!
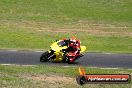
left=50, top=40, right=67, bottom=61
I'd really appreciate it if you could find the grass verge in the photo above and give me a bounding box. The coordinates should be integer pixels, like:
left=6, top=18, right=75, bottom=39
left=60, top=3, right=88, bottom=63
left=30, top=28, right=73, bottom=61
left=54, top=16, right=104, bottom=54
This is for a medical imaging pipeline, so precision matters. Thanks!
left=0, top=28, right=132, bottom=53
left=0, top=0, right=132, bottom=25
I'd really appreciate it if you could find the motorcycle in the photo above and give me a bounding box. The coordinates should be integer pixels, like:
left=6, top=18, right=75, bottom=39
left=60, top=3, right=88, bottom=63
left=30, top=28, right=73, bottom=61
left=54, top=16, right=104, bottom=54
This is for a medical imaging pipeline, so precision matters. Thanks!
left=40, top=40, right=86, bottom=64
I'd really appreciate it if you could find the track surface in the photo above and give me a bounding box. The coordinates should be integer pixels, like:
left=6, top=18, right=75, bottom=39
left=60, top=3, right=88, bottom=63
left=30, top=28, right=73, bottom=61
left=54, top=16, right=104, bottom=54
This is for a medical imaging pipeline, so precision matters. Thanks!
left=0, top=50, right=132, bottom=68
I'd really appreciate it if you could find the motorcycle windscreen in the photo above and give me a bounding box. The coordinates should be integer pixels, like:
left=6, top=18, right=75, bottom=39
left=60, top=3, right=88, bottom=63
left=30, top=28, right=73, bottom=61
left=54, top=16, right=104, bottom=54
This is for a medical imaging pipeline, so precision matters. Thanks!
left=50, top=40, right=67, bottom=52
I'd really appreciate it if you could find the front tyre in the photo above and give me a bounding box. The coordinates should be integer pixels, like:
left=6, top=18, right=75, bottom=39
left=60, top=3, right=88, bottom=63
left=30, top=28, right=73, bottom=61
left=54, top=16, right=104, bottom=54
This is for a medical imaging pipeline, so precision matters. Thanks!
left=40, top=51, right=50, bottom=62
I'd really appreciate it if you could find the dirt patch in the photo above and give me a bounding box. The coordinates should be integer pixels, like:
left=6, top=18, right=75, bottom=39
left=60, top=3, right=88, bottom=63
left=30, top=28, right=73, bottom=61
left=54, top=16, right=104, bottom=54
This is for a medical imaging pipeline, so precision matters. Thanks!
left=37, top=28, right=132, bottom=37
left=21, top=74, right=76, bottom=85
left=1, top=20, right=132, bottom=37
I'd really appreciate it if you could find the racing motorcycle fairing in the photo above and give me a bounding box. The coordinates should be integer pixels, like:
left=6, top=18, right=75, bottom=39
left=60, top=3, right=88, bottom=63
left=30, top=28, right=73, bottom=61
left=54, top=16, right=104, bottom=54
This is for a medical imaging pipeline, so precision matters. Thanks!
left=40, top=40, right=86, bottom=63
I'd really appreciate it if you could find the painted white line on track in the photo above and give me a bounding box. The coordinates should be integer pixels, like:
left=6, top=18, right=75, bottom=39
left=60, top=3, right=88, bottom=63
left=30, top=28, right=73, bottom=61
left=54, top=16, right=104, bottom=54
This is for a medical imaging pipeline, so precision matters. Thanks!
left=99, top=67, right=121, bottom=69
left=3, top=49, right=44, bottom=53
left=88, top=66, right=131, bottom=70
left=63, top=66, right=132, bottom=70
left=63, top=66, right=77, bottom=68
left=7, top=50, right=18, bottom=52
left=0, top=64, right=35, bottom=66
left=103, top=53, right=113, bottom=54
left=0, top=64, right=13, bottom=65
left=128, top=69, right=132, bottom=70
left=84, top=66, right=132, bottom=70
left=34, top=51, right=43, bottom=52
left=63, top=65, right=119, bottom=69
left=0, top=64, right=131, bottom=69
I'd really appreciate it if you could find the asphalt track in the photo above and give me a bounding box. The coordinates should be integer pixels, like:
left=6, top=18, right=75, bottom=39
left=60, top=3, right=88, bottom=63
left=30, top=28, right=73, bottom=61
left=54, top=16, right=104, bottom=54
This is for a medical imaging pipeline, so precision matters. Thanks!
left=0, top=50, right=132, bottom=68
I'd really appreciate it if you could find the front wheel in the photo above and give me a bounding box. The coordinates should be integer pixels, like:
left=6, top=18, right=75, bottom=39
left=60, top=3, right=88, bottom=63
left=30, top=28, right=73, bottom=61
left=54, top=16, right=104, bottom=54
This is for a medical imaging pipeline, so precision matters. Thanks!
left=40, top=51, right=50, bottom=62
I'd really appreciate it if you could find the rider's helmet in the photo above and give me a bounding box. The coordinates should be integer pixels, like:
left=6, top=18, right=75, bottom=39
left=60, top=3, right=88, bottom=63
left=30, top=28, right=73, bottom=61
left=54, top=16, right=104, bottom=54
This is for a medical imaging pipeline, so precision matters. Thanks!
left=70, top=36, right=81, bottom=49
left=63, top=38, right=67, bottom=40
left=70, top=36, right=77, bottom=43
left=69, top=36, right=77, bottom=47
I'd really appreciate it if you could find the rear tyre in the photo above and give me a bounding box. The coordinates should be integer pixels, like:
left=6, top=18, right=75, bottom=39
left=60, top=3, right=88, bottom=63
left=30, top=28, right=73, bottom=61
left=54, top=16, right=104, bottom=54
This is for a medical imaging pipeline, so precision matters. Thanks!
left=40, top=51, right=50, bottom=62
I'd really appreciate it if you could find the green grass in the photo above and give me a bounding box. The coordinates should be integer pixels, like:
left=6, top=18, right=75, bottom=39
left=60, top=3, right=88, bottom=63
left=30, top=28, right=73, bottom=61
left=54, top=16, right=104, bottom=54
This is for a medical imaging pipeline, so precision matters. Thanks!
left=0, top=1, right=132, bottom=88
left=0, top=28, right=132, bottom=53
left=0, top=65, right=132, bottom=88
left=0, top=0, right=132, bottom=53
left=0, top=0, right=132, bottom=25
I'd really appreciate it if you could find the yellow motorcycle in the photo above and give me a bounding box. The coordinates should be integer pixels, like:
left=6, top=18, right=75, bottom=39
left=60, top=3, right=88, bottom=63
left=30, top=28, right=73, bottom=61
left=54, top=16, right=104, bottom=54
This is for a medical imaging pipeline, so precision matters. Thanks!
left=40, top=40, right=86, bottom=64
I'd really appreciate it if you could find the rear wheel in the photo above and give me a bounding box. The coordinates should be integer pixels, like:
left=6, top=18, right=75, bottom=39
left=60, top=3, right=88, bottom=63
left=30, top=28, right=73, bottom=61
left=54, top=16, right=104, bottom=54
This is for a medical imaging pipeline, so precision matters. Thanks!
left=40, top=51, right=50, bottom=62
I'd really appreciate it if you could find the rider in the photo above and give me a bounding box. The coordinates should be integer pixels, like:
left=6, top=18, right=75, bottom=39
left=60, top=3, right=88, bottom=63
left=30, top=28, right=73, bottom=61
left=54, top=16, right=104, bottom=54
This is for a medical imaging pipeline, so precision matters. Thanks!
left=62, top=37, right=81, bottom=61
left=68, top=36, right=80, bottom=52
